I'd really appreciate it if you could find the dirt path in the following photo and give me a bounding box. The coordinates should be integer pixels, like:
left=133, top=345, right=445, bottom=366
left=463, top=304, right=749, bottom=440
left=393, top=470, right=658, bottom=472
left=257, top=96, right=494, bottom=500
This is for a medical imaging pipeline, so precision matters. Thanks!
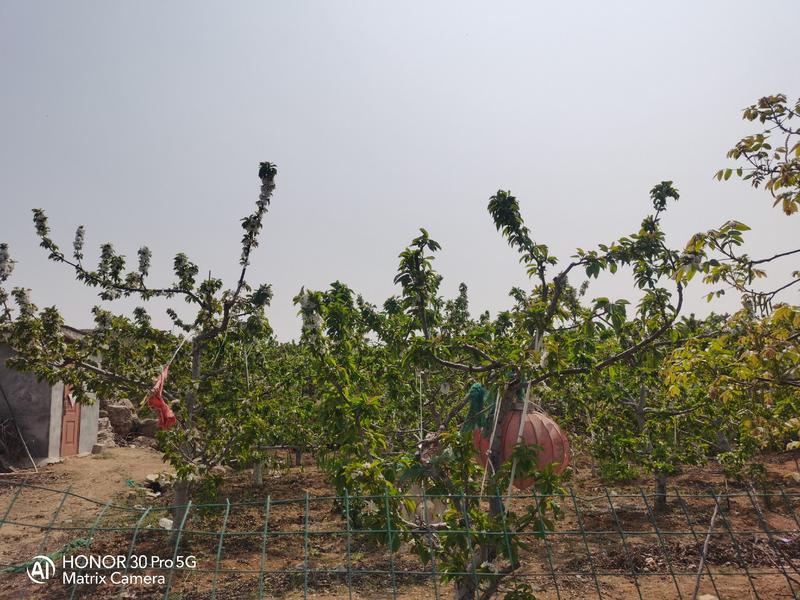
left=0, top=447, right=172, bottom=569
left=35, top=447, right=170, bottom=501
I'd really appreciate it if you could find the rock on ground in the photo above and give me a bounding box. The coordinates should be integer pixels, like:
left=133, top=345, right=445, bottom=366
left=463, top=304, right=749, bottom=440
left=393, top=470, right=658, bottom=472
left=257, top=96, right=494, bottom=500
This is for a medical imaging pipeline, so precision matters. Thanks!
left=137, top=417, right=159, bottom=438
left=106, top=398, right=140, bottom=436
left=96, top=416, right=117, bottom=448
left=130, top=435, right=158, bottom=449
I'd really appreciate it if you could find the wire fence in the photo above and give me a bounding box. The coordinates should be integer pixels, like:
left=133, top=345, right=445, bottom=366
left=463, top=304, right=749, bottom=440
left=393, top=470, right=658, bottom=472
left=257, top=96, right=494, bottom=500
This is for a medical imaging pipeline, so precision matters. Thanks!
left=1, top=479, right=799, bottom=599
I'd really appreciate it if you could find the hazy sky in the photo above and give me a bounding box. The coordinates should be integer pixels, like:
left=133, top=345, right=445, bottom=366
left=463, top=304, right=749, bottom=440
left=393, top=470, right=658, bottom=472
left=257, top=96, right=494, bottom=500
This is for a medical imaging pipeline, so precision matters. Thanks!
left=1, top=1, right=798, bottom=340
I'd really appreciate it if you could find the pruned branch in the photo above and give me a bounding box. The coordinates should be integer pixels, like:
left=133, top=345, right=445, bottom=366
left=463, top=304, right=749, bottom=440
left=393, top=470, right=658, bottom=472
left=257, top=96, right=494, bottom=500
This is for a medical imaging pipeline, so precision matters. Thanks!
left=530, top=282, right=684, bottom=386
left=63, top=358, right=177, bottom=401
left=431, top=352, right=502, bottom=373
left=750, top=247, right=800, bottom=265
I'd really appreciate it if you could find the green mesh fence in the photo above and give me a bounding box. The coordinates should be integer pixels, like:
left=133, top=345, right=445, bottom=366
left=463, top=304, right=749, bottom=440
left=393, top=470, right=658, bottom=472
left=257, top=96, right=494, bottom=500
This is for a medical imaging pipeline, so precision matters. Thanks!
left=0, top=479, right=799, bottom=599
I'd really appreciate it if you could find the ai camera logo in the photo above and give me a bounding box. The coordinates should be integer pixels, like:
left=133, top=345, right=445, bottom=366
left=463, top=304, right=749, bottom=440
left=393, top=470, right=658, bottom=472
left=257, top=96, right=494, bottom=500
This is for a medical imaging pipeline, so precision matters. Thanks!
left=27, top=555, right=56, bottom=584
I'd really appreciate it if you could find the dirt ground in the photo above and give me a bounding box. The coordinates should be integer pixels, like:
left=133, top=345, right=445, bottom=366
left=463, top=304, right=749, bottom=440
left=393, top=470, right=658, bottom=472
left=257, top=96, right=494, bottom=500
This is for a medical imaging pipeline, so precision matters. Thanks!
left=1, top=448, right=799, bottom=599
left=0, top=447, right=173, bottom=599
left=0, top=447, right=172, bottom=560
left=2, top=446, right=172, bottom=501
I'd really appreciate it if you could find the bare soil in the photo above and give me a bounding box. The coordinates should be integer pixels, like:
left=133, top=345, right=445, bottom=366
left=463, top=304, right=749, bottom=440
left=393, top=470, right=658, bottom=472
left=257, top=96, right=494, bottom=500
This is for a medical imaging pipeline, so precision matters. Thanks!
left=1, top=448, right=799, bottom=599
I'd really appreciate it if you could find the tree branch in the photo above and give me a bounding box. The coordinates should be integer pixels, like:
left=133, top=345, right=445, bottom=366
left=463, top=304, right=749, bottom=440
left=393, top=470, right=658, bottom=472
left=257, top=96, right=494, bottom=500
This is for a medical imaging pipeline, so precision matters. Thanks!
left=750, top=247, right=800, bottom=265
left=431, top=352, right=502, bottom=373
left=62, top=358, right=177, bottom=401
left=530, top=282, right=684, bottom=385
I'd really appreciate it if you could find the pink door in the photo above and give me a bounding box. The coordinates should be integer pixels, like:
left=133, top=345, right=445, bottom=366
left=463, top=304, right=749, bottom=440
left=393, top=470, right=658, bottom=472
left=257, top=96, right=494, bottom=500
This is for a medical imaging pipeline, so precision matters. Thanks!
left=60, top=385, right=81, bottom=456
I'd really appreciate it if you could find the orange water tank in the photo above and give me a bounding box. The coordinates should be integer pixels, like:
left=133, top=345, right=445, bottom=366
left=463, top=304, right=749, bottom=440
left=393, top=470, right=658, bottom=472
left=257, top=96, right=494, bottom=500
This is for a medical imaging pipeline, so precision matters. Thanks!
left=473, top=410, right=570, bottom=489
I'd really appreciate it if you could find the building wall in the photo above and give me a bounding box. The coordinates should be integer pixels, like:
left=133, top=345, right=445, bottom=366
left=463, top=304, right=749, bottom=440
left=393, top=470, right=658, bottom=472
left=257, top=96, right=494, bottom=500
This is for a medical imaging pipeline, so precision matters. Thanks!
left=0, top=344, right=54, bottom=459
left=78, top=393, right=99, bottom=453
left=47, top=382, right=63, bottom=459
left=1, top=344, right=99, bottom=460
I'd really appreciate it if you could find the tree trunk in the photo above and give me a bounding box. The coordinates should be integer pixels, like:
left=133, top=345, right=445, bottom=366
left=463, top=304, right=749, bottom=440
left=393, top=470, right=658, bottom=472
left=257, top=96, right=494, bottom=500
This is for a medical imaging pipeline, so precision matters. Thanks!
left=453, top=546, right=482, bottom=600
left=186, top=341, right=202, bottom=428
left=479, top=381, right=521, bottom=595
left=487, top=384, right=519, bottom=515
left=453, top=578, right=477, bottom=600
left=253, top=461, right=264, bottom=486
left=635, top=385, right=647, bottom=435
left=713, top=419, right=731, bottom=453
left=488, top=383, right=519, bottom=487
left=171, top=478, right=191, bottom=542
left=170, top=339, right=200, bottom=541
left=654, top=472, right=668, bottom=513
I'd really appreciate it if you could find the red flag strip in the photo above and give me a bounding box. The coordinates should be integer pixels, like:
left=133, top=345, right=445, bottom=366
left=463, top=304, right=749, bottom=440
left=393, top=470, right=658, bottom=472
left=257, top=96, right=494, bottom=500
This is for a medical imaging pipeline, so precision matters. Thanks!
left=146, top=364, right=177, bottom=430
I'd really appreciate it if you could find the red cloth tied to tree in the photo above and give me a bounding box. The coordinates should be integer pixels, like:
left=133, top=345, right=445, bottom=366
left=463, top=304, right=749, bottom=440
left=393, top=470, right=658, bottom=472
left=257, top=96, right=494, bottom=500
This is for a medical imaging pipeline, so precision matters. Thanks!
left=147, top=365, right=176, bottom=430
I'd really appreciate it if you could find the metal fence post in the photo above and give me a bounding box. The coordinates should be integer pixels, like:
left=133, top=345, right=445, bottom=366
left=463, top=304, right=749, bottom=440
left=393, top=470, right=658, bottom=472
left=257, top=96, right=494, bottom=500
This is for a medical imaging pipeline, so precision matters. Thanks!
left=162, top=500, right=193, bottom=599
left=744, top=488, right=799, bottom=599
left=604, top=488, right=643, bottom=600
left=708, top=491, right=760, bottom=600
left=116, top=507, right=152, bottom=599
left=673, top=487, right=722, bottom=600
left=343, top=490, right=354, bottom=600
left=69, top=499, right=112, bottom=600
left=458, top=491, right=479, bottom=593
left=639, top=487, right=683, bottom=599
left=531, top=487, right=561, bottom=600
left=37, top=485, right=72, bottom=557
left=211, top=498, right=231, bottom=600
left=384, top=488, right=399, bottom=599
left=0, top=482, right=25, bottom=530
left=303, top=492, right=310, bottom=600
left=568, top=486, right=603, bottom=599
left=420, top=484, right=441, bottom=600
left=257, top=496, right=272, bottom=599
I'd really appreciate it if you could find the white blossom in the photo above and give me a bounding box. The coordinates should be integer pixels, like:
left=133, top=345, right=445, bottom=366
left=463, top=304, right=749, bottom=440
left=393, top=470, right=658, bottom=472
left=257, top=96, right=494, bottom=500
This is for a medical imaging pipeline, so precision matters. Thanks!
left=298, top=291, right=314, bottom=311
left=12, top=288, right=33, bottom=316
left=33, top=210, right=48, bottom=237
left=302, top=312, right=323, bottom=335
left=0, top=244, right=14, bottom=279
left=298, top=291, right=324, bottom=335
left=138, top=246, right=152, bottom=276
left=73, top=226, right=85, bottom=260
